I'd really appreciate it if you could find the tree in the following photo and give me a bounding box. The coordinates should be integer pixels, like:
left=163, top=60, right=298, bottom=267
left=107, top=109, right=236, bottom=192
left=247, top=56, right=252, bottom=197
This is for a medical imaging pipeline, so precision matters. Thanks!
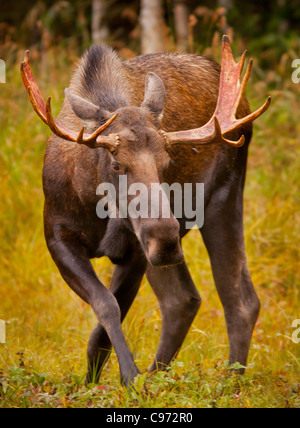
left=140, top=0, right=165, bottom=54
left=217, top=0, right=234, bottom=35
left=91, top=0, right=109, bottom=45
left=218, top=0, right=233, bottom=8
left=173, top=0, right=190, bottom=52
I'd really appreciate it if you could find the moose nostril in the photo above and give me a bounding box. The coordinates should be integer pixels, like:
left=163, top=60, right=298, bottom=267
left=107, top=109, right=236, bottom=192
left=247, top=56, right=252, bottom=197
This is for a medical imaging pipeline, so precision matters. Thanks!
left=164, top=240, right=180, bottom=253
left=139, top=218, right=182, bottom=266
left=144, top=235, right=184, bottom=267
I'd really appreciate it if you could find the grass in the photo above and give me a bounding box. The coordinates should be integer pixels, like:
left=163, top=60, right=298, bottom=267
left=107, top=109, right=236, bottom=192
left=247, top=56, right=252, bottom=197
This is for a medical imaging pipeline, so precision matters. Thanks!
left=0, top=49, right=299, bottom=408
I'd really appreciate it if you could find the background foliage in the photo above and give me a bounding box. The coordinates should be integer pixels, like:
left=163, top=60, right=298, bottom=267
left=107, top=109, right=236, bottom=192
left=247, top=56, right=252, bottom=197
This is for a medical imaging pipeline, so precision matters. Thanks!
left=0, top=0, right=299, bottom=408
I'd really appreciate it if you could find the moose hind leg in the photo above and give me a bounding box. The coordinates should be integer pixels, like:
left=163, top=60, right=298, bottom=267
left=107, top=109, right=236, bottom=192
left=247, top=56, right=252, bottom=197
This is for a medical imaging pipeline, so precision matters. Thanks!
left=146, top=261, right=201, bottom=372
left=200, top=186, right=261, bottom=371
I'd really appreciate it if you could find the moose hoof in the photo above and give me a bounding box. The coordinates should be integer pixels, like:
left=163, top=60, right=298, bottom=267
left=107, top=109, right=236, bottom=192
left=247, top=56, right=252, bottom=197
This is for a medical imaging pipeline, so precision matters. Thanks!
left=121, top=365, right=140, bottom=389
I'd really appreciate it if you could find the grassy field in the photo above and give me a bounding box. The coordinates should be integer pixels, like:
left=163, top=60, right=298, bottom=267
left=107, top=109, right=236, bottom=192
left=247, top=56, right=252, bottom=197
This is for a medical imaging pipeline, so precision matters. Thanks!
left=0, top=48, right=299, bottom=408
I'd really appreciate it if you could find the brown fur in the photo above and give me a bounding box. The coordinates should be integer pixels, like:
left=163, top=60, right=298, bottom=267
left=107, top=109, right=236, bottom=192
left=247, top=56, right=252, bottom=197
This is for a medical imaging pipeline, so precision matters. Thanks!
left=44, top=46, right=251, bottom=225
left=41, top=45, right=259, bottom=387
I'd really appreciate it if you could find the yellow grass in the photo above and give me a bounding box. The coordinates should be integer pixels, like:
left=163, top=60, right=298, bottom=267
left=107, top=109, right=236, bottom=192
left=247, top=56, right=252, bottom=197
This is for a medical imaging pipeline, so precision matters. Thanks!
left=0, top=50, right=299, bottom=408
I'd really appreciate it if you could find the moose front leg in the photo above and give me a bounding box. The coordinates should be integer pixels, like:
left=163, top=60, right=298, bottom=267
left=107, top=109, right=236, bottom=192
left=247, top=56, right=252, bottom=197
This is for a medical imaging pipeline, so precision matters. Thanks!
left=46, top=231, right=140, bottom=387
left=146, top=261, right=201, bottom=372
left=200, top=183, right=261, bottom=371
left=86, top=253, right=147, bottom=384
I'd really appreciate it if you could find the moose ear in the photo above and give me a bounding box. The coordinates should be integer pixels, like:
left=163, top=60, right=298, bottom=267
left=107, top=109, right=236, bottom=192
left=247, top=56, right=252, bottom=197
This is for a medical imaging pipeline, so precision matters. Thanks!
left=65, top=88, right=106, bottom=132
left=141, top=72, right=166, bottom=125
left=65, top=88, right=100, bottom=119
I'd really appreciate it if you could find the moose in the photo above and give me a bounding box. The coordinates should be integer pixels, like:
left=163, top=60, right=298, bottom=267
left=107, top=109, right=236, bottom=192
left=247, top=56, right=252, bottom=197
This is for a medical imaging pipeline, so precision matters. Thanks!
left=21, top=36, right=270, bottom=387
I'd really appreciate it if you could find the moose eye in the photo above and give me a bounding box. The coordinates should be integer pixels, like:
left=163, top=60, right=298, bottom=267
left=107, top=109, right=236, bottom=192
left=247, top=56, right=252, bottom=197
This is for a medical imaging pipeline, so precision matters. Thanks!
left=112, top=162, right=122, bottom=173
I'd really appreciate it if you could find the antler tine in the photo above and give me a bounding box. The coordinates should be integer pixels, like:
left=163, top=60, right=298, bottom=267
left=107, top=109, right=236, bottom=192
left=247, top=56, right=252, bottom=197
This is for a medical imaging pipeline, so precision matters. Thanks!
left=45, top=96, right=119, bottom=145
left=21, top=51, right=48, bottom=125
left=215, top=36, right=248, bottom=126
left=163, top=35, right=271, bottom=148
left=86, top=112, right=119, bottom=143
left=21, top=50, right=119, bottom=149
left=45, top=96, right=82, bottom=141
left=214, top=117, right=245, bottom=148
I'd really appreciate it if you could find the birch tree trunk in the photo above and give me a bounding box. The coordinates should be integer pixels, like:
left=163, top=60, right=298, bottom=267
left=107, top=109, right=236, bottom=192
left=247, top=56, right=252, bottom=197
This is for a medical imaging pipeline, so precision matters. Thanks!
left=140, top=0, right=165, bottom=54
left=91, top=0, right=108, bottom=45
left=218, top=0, right=234, bottom=8
left=218, top=0, right=234, bottom=34
left=173, top=0, right=189, bottom=52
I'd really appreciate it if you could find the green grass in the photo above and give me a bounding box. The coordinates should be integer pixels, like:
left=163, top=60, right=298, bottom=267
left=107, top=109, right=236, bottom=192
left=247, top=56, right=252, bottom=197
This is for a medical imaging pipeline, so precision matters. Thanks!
left=0, top=51, right=299, bottom=408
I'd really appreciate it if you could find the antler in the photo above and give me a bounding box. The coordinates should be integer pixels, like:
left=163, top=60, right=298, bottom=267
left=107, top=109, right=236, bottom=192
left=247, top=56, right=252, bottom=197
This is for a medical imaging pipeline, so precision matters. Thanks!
left=162, top=36, right=271, bottom=148
left=21, top=51, right=119, bottom=150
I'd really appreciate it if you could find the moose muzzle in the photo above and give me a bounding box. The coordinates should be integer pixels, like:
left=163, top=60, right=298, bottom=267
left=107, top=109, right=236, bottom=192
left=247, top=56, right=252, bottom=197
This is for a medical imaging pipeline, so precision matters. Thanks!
left=140, top=218, right=184, bottom=267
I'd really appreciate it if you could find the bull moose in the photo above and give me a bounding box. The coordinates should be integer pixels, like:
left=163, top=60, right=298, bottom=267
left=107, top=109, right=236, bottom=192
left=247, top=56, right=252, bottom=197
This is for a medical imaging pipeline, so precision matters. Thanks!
left=21, top=36, right=271, bottom=387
